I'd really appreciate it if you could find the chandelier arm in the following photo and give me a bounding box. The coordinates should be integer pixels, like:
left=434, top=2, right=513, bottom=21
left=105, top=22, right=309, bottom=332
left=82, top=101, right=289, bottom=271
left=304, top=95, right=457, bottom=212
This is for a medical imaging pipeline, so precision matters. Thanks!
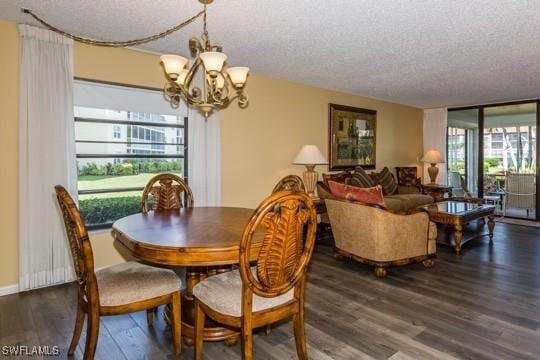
left=183, top=57, right=204, bottom=93
left=22, top=8, right=205, bottom=47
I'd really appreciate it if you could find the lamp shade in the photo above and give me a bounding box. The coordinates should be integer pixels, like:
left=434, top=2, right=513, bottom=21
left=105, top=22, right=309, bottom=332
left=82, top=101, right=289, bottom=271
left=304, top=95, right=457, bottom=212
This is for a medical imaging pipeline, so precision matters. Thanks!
left=227, top=67, right=250, bottom=86
left=421, top=149, right=445, bottom=164
left=160, top=55, right=188, bottom=79
left=199, top=51, right=227, bottom=73
left=293, top=145, right=328, bottom=165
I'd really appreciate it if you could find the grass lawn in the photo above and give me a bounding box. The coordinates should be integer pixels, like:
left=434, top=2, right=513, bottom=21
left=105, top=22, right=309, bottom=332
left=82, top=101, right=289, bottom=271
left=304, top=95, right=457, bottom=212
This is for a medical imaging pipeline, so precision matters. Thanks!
left=78, top=173, right=159, bottom=198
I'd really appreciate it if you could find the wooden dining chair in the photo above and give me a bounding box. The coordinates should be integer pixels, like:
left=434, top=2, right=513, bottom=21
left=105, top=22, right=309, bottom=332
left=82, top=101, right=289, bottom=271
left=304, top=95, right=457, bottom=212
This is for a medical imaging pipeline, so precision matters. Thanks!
left=271, top=174, right=306, bottom=193
left=54, top=185, right=182, bottom=359
left=193, top=191, right=317, bottom=360
left=140, top=173, right=194, bottom=213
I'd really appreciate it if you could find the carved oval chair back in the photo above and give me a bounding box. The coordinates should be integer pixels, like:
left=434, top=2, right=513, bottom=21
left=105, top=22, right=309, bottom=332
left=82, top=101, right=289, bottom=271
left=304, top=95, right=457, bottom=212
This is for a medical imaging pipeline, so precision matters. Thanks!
left=140, top=173, right=194, bottom=213
left=271, top=174, right=306, bottom=194
left=240, top=191, right=317, bottom=298
left=193, top=191, right=317, bottom=360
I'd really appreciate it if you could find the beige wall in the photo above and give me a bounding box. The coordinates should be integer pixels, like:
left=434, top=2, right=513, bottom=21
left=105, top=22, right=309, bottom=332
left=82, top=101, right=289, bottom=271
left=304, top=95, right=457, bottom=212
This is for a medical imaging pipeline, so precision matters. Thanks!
left=0, top=20, right=423, bottom=288
left=0, top=21, right=20, bottom=288
left=221, top=75, right=423, bottom=208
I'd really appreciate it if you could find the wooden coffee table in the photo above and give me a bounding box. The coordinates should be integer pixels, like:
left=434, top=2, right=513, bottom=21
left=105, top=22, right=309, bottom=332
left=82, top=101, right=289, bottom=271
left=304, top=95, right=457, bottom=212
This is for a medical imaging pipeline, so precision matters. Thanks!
left=419, top=200, right=496, bottom=254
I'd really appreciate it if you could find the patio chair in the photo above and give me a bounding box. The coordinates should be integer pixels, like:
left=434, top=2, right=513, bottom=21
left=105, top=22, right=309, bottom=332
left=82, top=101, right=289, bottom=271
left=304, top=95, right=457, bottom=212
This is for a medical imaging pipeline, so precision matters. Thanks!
left=448, top=171, right=470, bottom=197
left=504, top=173, right=536, bottom=217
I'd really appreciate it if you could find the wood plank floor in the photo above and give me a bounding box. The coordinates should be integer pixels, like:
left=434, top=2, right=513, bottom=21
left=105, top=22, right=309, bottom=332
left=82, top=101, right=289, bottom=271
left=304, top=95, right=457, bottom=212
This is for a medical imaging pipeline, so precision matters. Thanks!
left=1, top=222, right=539, bottom=359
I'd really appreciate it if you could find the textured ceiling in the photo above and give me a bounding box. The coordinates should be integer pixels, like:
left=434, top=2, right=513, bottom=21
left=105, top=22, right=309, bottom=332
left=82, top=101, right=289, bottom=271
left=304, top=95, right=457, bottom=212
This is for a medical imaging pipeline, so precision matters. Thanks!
left=1, top=0, right=539, bottom=108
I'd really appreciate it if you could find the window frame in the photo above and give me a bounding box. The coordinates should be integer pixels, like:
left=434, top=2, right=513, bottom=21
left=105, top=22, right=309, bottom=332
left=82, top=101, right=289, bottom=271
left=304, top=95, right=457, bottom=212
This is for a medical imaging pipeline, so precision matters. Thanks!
left=74, top=78, right=189, bottom=230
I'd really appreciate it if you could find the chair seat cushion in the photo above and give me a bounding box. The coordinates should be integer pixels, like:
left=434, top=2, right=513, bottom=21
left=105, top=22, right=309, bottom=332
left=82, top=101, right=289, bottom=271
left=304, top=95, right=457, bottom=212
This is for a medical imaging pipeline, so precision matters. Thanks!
left=192, top=267, right=294, bottom=317
left=96, top=261, right=181, bottom=307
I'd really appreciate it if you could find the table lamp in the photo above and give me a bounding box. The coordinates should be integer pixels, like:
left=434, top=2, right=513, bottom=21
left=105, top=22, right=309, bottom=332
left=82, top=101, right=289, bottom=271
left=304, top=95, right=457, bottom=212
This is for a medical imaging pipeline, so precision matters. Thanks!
left=421, top=149, right=445, bottom=184
left=292, top=145, right=328, bottom=198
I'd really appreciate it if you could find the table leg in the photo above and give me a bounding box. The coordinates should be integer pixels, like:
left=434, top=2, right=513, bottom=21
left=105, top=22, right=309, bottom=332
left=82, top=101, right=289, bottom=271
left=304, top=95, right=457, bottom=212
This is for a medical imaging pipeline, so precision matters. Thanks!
left=487, top=215, right=495, bottom=241
left=165, top=266, right=239, bottom=346
left=454, top=222, right=463, bottom=255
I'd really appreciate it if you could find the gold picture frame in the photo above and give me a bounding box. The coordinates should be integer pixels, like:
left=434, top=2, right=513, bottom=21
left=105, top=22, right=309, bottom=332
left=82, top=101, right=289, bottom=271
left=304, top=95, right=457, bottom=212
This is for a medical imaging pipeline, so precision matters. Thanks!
left=328, top=103, right=377, bottom=170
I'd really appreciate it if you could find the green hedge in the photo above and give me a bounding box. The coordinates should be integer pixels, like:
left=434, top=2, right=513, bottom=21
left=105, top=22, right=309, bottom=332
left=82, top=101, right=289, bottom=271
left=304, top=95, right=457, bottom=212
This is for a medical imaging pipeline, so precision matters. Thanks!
left=78, top=160, right=182, bottom=176
left=79, top=196, right=145, bottom=226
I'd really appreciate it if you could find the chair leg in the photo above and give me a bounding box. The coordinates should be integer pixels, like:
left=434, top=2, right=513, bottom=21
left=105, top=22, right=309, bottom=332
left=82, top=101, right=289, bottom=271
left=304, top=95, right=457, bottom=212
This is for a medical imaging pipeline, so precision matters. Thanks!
left=170, top=292, right=182, bottom=356
left=293, top=305, right=308, bottom=360
left=146, top=308, right=154, bottom=327
left=264, top=324, right=272, bottom=336
left=374, top=267, right=387, bottom=278
left=194, top=299, right=206, bottom=360
left=83, top=310, right=99, bottom=360
left=241, top=326, right=254, bottom=360
left=68, top=302, right=85, bottom=355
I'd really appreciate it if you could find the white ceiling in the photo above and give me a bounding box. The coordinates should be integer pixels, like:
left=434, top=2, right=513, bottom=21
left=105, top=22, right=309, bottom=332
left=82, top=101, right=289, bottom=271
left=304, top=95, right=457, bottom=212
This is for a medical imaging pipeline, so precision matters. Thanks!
left=1, top=0, right=539, bottom=109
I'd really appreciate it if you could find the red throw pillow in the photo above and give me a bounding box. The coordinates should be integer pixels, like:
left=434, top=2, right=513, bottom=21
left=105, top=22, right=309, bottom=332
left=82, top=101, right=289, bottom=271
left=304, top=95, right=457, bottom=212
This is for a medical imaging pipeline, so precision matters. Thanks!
left=328, top=181, right=385, bottom=206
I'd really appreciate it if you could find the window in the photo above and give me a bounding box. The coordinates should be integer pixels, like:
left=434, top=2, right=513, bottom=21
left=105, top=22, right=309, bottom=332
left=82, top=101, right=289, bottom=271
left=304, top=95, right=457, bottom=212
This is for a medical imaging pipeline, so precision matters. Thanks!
left=113, top=125, right=121, bottom=138
left=74, top=80, right=188, bottom=229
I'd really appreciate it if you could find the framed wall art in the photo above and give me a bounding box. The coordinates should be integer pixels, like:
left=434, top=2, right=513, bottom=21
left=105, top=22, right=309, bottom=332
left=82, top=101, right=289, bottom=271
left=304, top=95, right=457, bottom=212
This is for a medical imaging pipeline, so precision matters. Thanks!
left=328, top=103, right=377, bottom=170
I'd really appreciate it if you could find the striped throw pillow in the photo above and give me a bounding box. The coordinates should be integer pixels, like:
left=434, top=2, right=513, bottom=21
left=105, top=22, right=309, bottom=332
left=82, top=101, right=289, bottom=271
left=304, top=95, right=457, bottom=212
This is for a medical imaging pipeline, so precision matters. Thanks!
left=349, top=166, right=375, bottom=188
left=377, top=167, right=398, bottom=195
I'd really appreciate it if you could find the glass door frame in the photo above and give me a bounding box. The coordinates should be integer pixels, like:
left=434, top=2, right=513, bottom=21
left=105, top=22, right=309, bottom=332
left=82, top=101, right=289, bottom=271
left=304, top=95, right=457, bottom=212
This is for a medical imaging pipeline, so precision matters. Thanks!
left=448, top=98, right=540, bottom=221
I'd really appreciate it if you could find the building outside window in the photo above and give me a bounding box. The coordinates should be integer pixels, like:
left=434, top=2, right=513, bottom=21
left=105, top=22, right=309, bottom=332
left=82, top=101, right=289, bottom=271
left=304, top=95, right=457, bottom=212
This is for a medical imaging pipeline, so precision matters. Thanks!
left=113, top=125, right=121, bottom=138
left=74, top=80, right=187, bottom=229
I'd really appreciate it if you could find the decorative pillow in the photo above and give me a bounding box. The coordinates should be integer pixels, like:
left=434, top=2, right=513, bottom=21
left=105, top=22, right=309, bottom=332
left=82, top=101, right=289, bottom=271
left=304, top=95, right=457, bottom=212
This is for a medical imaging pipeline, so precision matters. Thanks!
left=328, top=181, right=385, bottom=206
left=349, top=166, right=375, bottom=188
left=395, top=167, right=419, bottom=186
left=376, top=167, right=398, bottom=195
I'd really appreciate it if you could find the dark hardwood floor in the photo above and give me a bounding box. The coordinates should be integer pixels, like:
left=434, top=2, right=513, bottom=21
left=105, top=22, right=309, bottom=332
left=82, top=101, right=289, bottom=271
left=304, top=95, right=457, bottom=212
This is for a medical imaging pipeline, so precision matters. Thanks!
left=1, top=222, right=539, bottom=359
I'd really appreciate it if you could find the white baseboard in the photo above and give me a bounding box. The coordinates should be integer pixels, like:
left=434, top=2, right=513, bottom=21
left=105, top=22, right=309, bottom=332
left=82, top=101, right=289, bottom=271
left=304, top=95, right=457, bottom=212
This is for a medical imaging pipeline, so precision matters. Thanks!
left=0, top=284, right=19, bottom=297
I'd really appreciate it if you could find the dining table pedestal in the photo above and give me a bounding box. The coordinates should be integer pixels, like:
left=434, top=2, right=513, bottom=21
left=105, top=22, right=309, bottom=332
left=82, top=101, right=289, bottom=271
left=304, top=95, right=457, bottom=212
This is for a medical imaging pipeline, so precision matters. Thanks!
left=112, top=207, right=261, bottom=345
left=166, top=265, right=239, bottom=345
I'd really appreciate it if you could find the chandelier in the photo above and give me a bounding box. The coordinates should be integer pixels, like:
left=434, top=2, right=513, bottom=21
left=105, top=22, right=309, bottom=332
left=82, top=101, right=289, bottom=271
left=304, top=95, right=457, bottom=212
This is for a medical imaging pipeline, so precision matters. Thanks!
left=160, top=0, right=250, bottom=117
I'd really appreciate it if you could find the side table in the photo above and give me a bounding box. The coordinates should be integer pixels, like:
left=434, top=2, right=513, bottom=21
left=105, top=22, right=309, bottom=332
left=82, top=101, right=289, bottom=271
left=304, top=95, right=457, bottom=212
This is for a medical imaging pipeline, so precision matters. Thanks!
left=422, top=184, right=453, bottom=202
left=312, top=197, right=333, bottom=246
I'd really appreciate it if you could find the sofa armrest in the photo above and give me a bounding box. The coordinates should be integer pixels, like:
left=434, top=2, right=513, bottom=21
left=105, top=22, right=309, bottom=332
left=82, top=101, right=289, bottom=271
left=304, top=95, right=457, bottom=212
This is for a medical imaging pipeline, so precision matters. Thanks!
left=326, top=199, right=433, bottom=262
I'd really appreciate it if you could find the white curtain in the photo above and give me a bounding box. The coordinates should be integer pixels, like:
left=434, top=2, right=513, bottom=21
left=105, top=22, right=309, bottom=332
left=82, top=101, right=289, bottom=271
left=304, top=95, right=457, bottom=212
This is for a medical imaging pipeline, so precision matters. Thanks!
left=187, top=107, right=221, bottom=206
left=186, top=71, right=221, bottom=206
left=18, top=25, right=76, bottom=290
left=423, top=108, right=448, bottom=184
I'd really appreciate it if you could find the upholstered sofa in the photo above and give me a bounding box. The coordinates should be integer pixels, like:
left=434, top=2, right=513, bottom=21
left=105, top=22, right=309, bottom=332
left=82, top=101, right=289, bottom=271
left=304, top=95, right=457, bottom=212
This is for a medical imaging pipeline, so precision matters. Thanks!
left=317, top=170, right=434, bottom=212
left=325, top=198, right=437, bottom=277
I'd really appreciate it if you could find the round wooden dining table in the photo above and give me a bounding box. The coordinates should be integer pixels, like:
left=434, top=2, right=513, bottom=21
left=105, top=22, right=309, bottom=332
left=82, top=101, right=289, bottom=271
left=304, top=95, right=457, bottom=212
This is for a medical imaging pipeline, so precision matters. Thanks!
left=111, top=206, right=262, bottom=345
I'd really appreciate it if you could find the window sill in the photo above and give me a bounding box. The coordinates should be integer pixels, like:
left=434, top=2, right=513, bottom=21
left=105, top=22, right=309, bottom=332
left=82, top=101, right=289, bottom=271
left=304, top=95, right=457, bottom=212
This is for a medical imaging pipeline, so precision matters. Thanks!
left=88, top=228, right=113, bottom=236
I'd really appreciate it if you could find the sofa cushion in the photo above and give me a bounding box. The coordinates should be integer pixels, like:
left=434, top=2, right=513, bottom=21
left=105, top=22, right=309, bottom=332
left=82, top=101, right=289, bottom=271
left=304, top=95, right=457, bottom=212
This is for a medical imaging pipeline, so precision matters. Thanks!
left=376, top=167, right=398, bottom=195
left=349, top=166, right=375, bottom=188
left=328, top=181, right=385, bottom=206
left=384, top=194, right=434, bottom=212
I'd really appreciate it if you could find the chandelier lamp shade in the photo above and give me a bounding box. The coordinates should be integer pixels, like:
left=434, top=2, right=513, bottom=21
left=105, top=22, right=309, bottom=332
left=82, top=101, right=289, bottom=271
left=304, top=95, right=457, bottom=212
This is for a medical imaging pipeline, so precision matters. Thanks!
left=160, top=0, right=250, bottom=117
left=421, top=149, right=445, bottom=184
left=293, top=145, right=328, bottom=198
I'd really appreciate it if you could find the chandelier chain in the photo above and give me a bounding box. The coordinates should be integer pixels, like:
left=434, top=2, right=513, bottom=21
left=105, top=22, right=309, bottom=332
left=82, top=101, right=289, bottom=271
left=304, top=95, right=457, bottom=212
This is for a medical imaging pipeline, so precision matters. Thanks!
left=21, top=8, right=205, bottom=47
left=202, top=5, right=209, bottom=46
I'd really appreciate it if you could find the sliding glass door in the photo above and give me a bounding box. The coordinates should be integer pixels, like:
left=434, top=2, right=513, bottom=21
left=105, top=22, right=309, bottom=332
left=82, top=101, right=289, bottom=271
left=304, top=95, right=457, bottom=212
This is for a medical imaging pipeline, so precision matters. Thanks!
left=483, top=103, right=537, bottom=219
left=448, top=101, right=539, bottom=221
